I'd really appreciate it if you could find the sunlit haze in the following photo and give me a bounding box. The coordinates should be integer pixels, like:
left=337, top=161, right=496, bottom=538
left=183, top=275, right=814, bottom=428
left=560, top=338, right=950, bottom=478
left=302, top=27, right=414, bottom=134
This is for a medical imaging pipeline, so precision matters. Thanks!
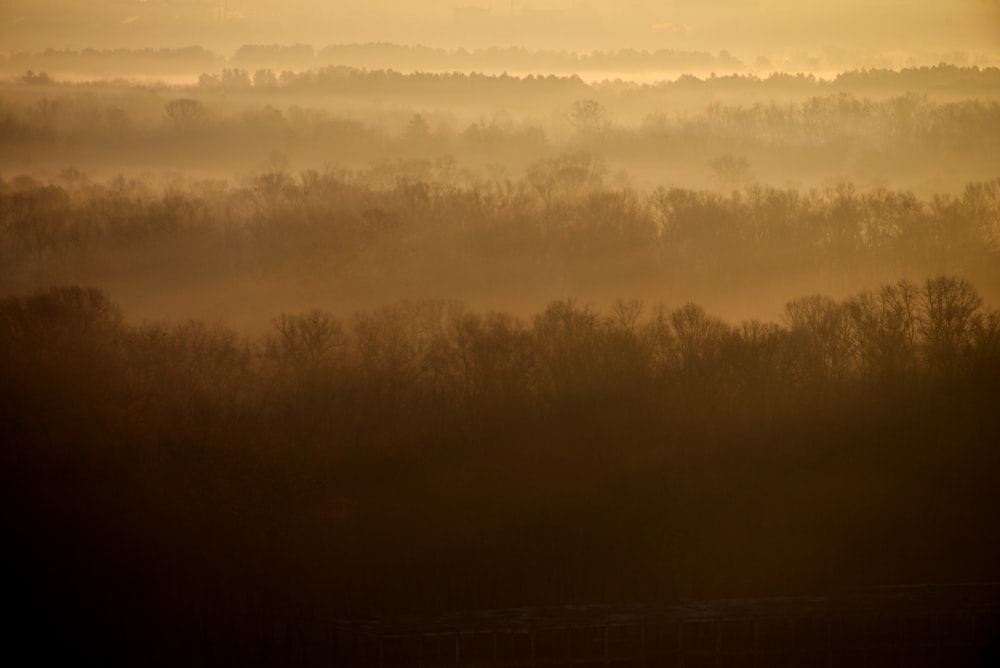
left=3, top=0, right=1000, bottom=665
left=4, top=1, right=999, bottom=58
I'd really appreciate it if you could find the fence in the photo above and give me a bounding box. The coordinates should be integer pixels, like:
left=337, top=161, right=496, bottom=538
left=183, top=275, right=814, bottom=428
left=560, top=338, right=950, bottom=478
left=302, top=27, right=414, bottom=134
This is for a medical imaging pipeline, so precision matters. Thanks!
left=327, top=584, right=1000, bottom=667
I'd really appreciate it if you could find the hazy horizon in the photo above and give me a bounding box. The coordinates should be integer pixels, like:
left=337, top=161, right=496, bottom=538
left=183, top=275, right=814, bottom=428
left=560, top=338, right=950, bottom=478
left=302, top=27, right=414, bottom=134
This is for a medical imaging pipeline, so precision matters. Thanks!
left=4, top=0, right=999, bottom=61
left=3, top=2, right=1000, bottom=664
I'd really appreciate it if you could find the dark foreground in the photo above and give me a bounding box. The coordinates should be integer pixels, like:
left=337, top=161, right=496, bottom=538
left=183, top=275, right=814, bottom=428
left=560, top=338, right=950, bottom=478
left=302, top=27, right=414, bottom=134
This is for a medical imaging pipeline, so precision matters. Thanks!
left=330, top=585, right=1000, bottom=667
left=4, top=285, right=1000, bottom=664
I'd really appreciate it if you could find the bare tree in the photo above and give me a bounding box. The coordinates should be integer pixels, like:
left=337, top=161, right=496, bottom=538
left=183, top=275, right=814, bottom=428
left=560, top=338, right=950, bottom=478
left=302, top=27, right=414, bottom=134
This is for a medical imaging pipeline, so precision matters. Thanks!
left=164, top=98, right=208, bottom=130
left=919, top=275, right=982, bottom=370
left=708, top=154, right=752, bottom=190
left=264, top=310, right=345, bottom=379
left=569, top=99, right=610, bottom=143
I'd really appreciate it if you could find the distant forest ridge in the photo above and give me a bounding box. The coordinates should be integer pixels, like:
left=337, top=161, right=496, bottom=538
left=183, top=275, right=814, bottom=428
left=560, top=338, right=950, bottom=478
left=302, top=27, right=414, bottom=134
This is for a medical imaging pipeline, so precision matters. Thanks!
left=7, top=62, right=1000, bottom=104
left=2, top=43, right=999, bottom=84
left=0, top=44, right=749, bottom=77
left=188, top=63, right=1000, bottom=98
left=3, top=166, right=998, bottom=314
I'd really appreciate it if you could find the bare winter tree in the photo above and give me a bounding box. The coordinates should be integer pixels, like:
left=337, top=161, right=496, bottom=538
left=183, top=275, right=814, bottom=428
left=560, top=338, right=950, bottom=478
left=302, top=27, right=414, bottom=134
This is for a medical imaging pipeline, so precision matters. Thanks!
left=163, top=98, right=208, bottom=130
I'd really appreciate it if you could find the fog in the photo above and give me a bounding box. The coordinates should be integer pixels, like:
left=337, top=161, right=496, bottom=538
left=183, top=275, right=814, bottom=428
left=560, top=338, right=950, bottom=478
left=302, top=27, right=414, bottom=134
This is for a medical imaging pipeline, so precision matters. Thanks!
left=3, top=1, right=1000, bottom=665
left=4, top=1, right=999, bottom=58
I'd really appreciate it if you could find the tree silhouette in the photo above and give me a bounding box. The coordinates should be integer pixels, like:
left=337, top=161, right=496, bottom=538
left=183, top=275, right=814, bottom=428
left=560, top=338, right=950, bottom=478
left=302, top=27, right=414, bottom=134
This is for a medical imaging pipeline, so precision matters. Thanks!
left=163, top=98, right=207, bottom=130
left=919, top=275, right=982, bottom=371
left=404, top=113, right=431, bottom=144
left=569, top=99, right=610, bottom=143
left=708, top=154, right=752, bottom=189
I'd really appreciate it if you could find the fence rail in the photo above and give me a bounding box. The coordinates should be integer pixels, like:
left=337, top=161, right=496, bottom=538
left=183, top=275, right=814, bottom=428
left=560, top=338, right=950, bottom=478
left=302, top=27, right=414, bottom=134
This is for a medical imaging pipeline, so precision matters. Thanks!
left=326, top=584, right=1000, bottom=667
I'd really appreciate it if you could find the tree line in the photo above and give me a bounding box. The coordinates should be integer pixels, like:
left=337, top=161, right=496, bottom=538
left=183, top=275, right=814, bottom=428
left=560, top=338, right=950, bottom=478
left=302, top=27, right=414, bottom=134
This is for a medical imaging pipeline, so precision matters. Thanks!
left=0, top=44, right=749, bottom=79
left=3, top=71, right=997, bottom=189
left=2, top=279, right=998, bottom=662
left=6, top=43, right=999, bottom=91
left=2, top=165, right=997, bottom=305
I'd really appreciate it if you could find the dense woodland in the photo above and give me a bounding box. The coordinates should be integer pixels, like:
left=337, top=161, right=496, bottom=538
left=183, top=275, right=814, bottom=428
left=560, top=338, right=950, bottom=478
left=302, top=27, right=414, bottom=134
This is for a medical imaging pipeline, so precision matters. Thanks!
left=3, top=278, right=999, bottom=662
left=3, top=42, right=999, bottom=80
left=3, top=65, right=999, bottom=190
left=3, top=38, right=1000, bottom=664
left=2, top=166, right=998, bottom=318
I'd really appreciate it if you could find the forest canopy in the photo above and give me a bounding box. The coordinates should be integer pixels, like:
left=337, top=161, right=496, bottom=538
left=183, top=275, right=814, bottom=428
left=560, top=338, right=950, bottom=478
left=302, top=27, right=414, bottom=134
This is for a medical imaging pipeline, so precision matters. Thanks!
left=3, top=278, right=999, bottom=661
left=2, top=165, right=998, bottom=324
left=3, top=16, right=1000, bottom=661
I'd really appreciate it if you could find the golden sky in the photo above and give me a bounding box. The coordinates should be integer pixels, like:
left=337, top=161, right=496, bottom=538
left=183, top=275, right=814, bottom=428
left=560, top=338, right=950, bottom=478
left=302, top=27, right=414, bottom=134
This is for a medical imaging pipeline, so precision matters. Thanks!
left=2, top=1, right=998, bottom=58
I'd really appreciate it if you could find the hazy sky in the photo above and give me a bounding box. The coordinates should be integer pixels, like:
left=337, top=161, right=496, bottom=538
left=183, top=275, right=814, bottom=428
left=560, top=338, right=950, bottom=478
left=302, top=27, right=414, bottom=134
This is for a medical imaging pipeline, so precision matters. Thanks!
left=2, top=0, right=998, bottom=58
